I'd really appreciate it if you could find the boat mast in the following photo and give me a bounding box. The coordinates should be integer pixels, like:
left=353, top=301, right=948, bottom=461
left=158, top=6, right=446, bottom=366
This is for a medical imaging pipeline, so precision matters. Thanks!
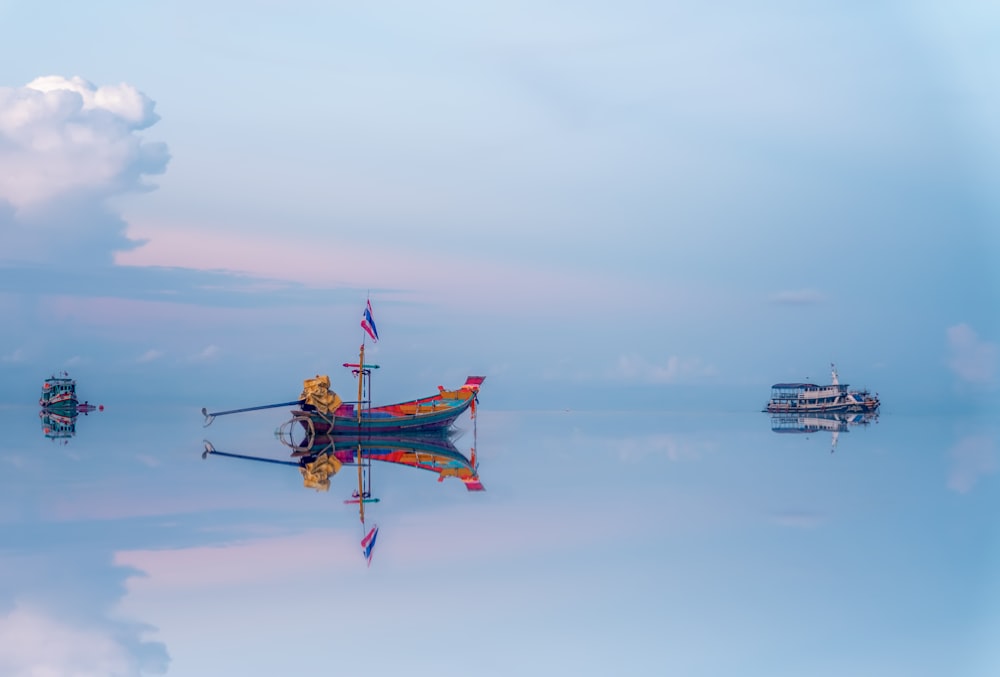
left=357, top=340, right=366, bottom=523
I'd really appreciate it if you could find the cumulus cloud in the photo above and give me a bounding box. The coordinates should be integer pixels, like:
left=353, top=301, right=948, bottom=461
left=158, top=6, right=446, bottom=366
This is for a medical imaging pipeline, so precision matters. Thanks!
left=0, top=76, right=166, bottom=208
left=0, top=75, right=169, bottom=264
left=769, top=288, right=826, bottom=305
left=947, top=434, right=997, bottom=494
left=946, top=323, right=998, bottom=386
left=611, top=353, right=716, bottom=384
left=0, top=604, right=168, bottom=677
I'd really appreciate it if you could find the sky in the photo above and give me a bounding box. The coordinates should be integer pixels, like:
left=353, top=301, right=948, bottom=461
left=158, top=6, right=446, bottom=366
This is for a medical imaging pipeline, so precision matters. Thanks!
left=0, top=2, right=999, bottom=674
left=0, top=0, right=998, bottom=414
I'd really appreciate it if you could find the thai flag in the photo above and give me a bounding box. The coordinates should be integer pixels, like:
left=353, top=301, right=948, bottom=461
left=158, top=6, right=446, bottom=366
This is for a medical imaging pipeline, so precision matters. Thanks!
left=361, top=300, right=379, bottom=343
left=361, top=524, right=379, bottom=567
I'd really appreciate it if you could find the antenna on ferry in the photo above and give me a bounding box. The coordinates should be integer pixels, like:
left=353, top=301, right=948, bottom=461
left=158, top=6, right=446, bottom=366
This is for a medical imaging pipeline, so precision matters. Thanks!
left=830, top=363, right=839, bottom=386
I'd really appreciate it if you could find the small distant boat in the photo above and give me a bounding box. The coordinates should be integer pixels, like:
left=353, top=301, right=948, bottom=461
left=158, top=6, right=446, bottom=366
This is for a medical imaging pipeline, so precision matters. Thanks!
left=40, top=373, right=78, bottom=410
left=765, top=364, right=879, bottom=414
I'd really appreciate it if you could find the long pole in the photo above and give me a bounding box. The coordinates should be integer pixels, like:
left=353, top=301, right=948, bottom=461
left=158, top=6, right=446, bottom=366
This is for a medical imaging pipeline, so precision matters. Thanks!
left=201, top=401, right=302, bottom=426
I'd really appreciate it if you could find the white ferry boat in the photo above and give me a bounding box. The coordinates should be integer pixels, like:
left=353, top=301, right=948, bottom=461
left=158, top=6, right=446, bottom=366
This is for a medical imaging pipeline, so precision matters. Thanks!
left=765, top=365, right=879, bottom=414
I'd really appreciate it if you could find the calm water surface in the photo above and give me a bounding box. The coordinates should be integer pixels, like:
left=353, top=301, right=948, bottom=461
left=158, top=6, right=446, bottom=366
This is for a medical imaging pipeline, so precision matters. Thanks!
left=1, top=403, right=997, bottom=676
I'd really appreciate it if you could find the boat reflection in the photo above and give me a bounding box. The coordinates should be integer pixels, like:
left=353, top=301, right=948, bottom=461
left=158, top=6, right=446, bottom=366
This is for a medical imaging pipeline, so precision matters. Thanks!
left=202, top=431, right=483, bottom=565
left=769, top=411, right=878, bottom=453
left=40, top=410, right=77, bottom=442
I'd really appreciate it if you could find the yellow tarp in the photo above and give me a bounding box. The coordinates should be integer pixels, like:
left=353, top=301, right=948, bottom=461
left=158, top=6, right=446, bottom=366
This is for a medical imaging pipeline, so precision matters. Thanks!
left=299, top=375, right=343, bottom=415
left=300, top=451, right=342, bottom=492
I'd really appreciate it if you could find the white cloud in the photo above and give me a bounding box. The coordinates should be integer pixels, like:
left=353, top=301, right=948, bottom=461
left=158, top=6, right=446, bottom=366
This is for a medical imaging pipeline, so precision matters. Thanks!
left=946, top=323, right=998, bottom=386
left=610, top=353, right=716, bottom=384
left=0, top=76, right=167, bottom=210
left=0, top=604, right=167, bottom=677
left=769, top=288, right=826, bottom=305
left=947, top=434, right=997, bottom=494
left=0, top=75, right=168, bottom=264
left=136, top=349, right=164, bottom=363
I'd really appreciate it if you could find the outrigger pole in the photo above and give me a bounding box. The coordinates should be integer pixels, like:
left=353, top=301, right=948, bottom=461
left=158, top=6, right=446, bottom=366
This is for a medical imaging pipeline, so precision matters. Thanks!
left=202, top=441, right=367, bottom=467
left=202, top=400, right=303, bottom=427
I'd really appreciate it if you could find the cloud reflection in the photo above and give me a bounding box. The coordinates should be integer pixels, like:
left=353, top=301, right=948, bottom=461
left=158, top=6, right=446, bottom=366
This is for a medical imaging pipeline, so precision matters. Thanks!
left=0, top=604, right=167, bottom=677
left=946, top=434, right=997, bottom=494
left=0, top=554, right=169, bottom=676
left=946, top=323, right=998, bottom=387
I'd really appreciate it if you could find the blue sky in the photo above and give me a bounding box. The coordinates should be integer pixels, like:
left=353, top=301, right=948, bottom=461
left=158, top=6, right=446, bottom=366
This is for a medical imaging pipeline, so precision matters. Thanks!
left=1, top=0, right=998, bottom=416
left=1, top=3, right=999, bottom=673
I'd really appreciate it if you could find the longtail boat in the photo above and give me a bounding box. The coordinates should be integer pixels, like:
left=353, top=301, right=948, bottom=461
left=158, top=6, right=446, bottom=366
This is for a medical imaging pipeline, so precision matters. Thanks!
left=201, top=298, right=484, bottom=435
left=202, top=298, right=485, bottom=567
left=292, top=374, right=484, bottom=435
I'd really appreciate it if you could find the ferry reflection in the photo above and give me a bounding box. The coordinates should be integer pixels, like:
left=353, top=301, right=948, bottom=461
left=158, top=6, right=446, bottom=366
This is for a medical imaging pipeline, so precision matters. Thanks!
left=770, top=411, right=878, bottom=453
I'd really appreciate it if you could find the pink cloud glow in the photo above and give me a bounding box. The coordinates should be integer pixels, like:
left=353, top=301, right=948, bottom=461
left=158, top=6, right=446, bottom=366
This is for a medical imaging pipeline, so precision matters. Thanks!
left=41, top=485, right=285, bottom=522
left=113, top=220, right=636, bottom=317
left=113, top=494, right=727, bottom=593
left=115, top=529, right=360, bottom=590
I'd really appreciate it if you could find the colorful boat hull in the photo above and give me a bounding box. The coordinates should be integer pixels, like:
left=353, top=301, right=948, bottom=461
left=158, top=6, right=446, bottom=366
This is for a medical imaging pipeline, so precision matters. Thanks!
left=296, top=376, right=484, bottom=435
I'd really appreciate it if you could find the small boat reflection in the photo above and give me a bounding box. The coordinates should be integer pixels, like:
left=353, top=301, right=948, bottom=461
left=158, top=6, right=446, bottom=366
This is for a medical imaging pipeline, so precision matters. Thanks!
left=40, top=410, right=77, bottom=443
left=770, top=411, right=878, bottom=453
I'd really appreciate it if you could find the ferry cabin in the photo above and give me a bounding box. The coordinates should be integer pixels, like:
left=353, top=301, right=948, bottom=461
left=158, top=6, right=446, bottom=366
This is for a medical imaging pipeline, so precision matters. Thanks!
left=768, top=382, right=847, bottom=409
